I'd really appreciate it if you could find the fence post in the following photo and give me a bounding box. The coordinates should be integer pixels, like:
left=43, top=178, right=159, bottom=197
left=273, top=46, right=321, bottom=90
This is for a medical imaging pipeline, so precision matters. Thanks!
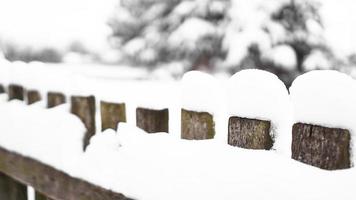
left=0, top=84, right=4, bottom=93
left=136, top=107, right=168, bottom=133
left=228, top=117, right=272, bottom=150
left=47, top=92, right=66, bottom=108
left=0, top=172, right=27, bottom=200
left=27, top=90, right=41, bottom=105
left=8, top=84, right=24, bottom=101
left=292, top=123, right=351, bottom=170
left=71, top=95, right=96, bottom=149
left=181, top=109, right=215, bottom=140
left=100, top=101, right=126, bottom=131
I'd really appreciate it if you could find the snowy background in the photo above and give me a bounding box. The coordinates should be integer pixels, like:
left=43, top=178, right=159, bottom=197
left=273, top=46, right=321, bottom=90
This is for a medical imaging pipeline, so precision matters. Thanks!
left=1, top=0, right=356, bottom=85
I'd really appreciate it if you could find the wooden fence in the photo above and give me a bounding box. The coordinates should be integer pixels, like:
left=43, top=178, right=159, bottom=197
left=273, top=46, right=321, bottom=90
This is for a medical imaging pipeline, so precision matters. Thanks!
left=0, top=81, right=353, bottom=199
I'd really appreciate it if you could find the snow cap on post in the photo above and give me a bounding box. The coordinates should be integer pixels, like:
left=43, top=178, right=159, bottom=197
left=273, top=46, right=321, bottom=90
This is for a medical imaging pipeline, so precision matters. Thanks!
left=181, top=71, right=220, bottom=140
left=290, top=70, right=356, bottom=170
left=227, top=69, right=291, bottom=151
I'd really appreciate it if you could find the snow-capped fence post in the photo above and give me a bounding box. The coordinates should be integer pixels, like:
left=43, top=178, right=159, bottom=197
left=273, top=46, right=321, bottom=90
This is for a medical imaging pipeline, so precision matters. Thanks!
left=27, top=90, right=41, bottom=105
left=181, top=71, right=218, bottom=140
left=136, top=107, right=169, bottom=133
left=8, top=84, right=24, bottom=101
left=290, top=71, right=354, bottom=170
left=227, top=70, right=291, bottom=150
left=71, top=95, right=96, bottom=149
left=292, top=123, right=350, bottom=170
left=47, top=92, right=66, bottom=108
left=0, top=172, right=27, bottom=200
left=100, top=101, right=126, bottom=131
left=228, top=117, right=273, bottom=149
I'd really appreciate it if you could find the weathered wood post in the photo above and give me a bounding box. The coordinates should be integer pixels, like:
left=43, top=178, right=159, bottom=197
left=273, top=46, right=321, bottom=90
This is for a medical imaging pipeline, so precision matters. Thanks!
left=292, top=123, right=350, bottom=170
left=8, top=84, right=24, bottom=101
left=181, top=71, right=218, bottom=140
left=100, top=101, right=126, bottom=131
left=27, top=90, right=41, bottom=105
left=181, top=109, right=214, bottom=139
left=47, top=92, right=66, bottom=108
left=228, top=117, right=272, bottom=149
left=71, top=95, right=96, bottom=149
left=0, top=172, right=27, bottom=200
left=136, top=107, right=169, bottom=133
left=0, top=84, right=4, bottom=93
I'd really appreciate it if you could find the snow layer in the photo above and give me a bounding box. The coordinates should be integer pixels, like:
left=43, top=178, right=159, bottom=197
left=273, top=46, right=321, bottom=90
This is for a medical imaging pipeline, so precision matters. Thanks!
left=227, top=69, right=292, bottom=153
left=290, top=70, right=356, bottom=161
left=181, top=71, right=223, bottom=114
left=0, top=101, right=355, bottom=200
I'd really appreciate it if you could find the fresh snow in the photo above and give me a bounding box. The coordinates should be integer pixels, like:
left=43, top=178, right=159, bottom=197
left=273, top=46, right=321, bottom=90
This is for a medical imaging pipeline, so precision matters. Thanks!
left=0, top=99, right=355, bottom=200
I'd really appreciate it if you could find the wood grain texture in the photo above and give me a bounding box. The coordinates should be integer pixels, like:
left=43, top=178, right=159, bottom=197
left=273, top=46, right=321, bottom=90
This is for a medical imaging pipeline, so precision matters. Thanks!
left=101, top=101, right=126, bottom=131
left=71, top=95, right=96, bottom=150
left=181, top=109, right=215, bottom=140
left=292, top=123, right=351, bottom=170
left=228, top=117, right=272, bottom=150
left=136, top=107, right=168, bottom=133
left=47, top=92, right=66, bottom=108
left=0, top=147, right=130, bottom=200
left=8, top=84, right=24, bottom=101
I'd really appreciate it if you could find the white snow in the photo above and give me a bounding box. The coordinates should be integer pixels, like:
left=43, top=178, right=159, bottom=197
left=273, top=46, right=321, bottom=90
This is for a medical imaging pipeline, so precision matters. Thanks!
left=181, top=71, right=222, bottom=114
left=290, top=70, right=356, bottom=162
left=227, top=69, right=292, bottom=153
left=264, top=45, right=297, bottom=70
left=303, top=51, right=332, bottom=71
left=0, top=101, right=355, bottom=200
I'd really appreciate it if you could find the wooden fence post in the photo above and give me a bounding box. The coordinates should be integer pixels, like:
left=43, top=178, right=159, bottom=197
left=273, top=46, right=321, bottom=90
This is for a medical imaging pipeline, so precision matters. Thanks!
left=47, top=92, right=66, bottom=108
left=228, top=117, right=272, bottom=150
left=0, top=172, right=27, bottom=200
left=71, top=95, right=96, bottom=149
left=292, top=123, right=351, bottom=170
left=8, top=84, right=24, bottom=101
left=136, top=107, right=168, bottom=133
left=181, top=109, right=215, bottom=140
left=0, top=84, right=4, bottom=94
left=100, top=101, right=126, bottom=131
left=27, top=90, right=41, bottom=105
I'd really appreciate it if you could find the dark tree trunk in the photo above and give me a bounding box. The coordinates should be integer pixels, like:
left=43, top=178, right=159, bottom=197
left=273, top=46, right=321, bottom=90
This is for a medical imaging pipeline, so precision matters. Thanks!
left=228, top=117, right=272, bottom=150
left=181, top=109, right=215, bottom=140
left=136, top=107, right=168, bottom=133
left=292, top=123, right=351, bottom=170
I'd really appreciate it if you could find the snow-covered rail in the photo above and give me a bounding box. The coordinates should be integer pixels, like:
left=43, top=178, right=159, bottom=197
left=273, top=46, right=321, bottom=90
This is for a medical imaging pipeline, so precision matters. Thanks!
left=0, top=61, right=356, bottom=199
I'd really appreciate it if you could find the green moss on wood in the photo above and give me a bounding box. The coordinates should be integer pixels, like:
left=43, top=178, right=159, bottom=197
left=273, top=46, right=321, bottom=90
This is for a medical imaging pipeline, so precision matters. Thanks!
left=101, top=101, right=126, bottom=131
left=181, top=109, right=215, bottom=140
